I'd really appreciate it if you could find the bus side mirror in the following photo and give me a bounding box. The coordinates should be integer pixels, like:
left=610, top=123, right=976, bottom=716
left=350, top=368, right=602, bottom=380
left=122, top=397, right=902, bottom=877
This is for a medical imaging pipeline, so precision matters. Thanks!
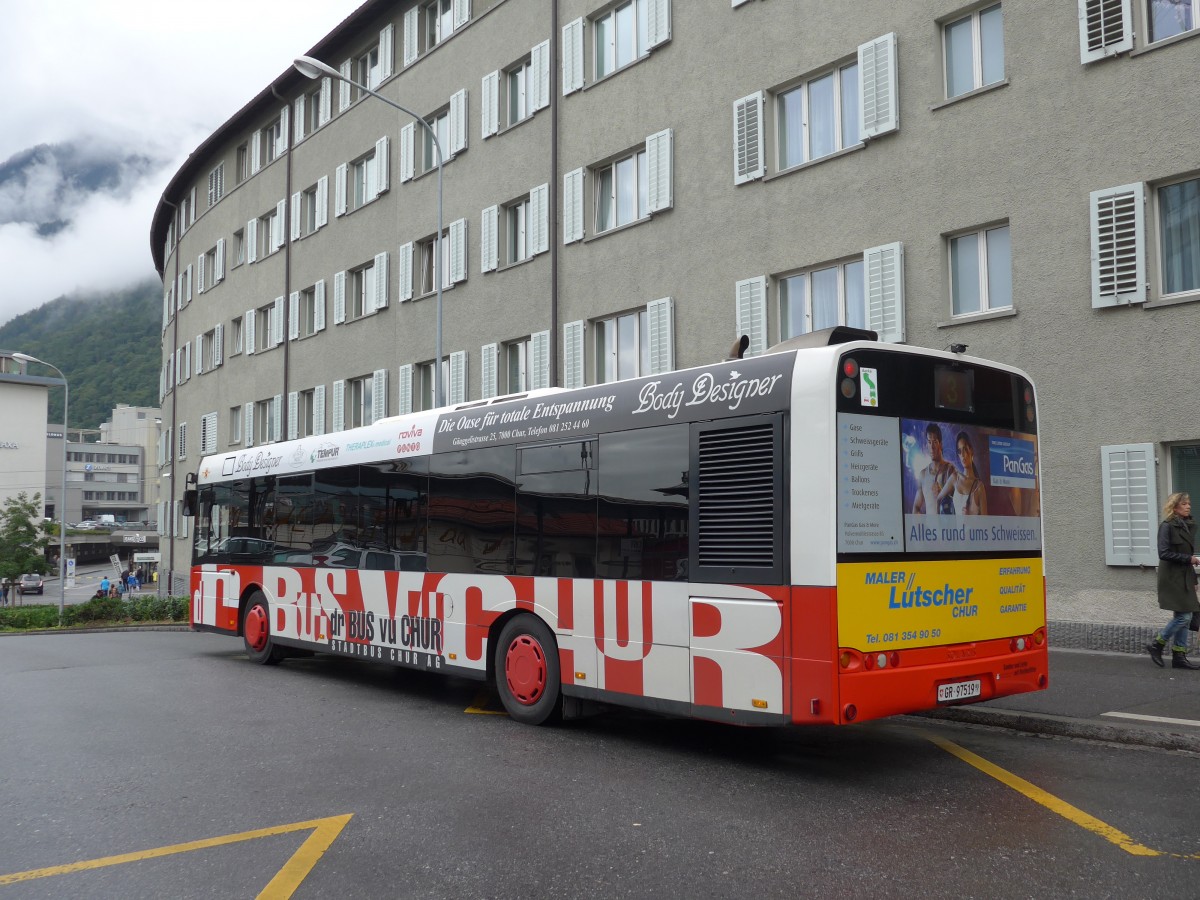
left=181, top=489, right=198, bottom=517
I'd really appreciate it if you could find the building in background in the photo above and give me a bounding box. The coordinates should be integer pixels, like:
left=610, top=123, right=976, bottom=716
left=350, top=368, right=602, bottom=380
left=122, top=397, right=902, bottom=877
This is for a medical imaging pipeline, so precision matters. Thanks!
left=0, top=352, right=55, bottom=518
left=149, top=0, right=1200, bottom=644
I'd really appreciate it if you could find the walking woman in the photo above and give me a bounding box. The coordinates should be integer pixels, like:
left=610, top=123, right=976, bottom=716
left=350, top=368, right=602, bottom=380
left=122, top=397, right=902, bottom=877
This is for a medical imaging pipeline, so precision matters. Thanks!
left=1147, top=492, right=1200, bottom=669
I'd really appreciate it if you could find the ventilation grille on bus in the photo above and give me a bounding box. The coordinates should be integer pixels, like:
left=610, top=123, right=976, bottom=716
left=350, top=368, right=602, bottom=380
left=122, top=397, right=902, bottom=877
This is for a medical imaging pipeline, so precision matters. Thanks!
left=696, top=422, right=777, bottom=569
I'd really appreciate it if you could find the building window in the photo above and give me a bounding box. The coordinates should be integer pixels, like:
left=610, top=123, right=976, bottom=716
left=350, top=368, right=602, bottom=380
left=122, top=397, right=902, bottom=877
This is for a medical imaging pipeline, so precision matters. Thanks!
left=357, top=43, right=382, bottom=91
left=302, top=185, right=319, bottom=235
left=506, top=196, right=532, bottom=264
left=778, top=62, right=860, bottom=169
left=417, top=358, right=449, bottom=411
left=595, top=149, right=647, bottom=234
left=349, top=376, right=375, bottom=427
left=202, top=247, right=217, bottom=289
left=231, top=316, right=244, bottom=355
left=233, top=228, right=245, bottom=267
left=1158, top=176, right=1200, bottom=297
left=298, top=286, right=319, bottom=338
left=424, top=0, right=454, bottom=49
left=594, top=309, right=649, bottom=383
left=255, top=399, right=276, bottom=445
left=594, top=0, right=650, bottom=79
left=306, top=85, right=324, bottom=132
left=1149, top=0, right=1197, bottom=42
left=298, top=389, right=316, bottom=438
left=780, top=259, right=866, bottom=338
left=507, top=58, right=532, bottom=126
left=259, top=207, right=280, bottom=257
left=229, top=406, right=242, bottom=444
left=236, top=144, right=250, bottom=183
left=419, top=230, right=452, bottom=294
left=260, top=117, right=282, bottom=167
left=349, top=263, right=378, bottom=319
left=505, top=338, right=532, bottom=392
left=950, top=224, right=1012, bottom=315
left=422, top=110, right=449, bottom=174
left=207, top=163, right=225, bottom=207
left=352, top=153, right=379, bottom=210
left=943, top=4, right=1004, bottom=99
left=255, top=306, right=273, bottom=352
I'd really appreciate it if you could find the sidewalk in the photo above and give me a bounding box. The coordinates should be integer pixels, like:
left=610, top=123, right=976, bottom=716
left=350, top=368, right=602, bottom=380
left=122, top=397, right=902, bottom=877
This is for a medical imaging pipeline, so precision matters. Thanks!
left=918, top=647, right=1200, bottom=753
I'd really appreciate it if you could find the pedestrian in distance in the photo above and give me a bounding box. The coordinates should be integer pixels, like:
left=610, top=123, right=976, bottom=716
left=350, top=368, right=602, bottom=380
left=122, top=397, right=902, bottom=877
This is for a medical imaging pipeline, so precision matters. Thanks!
left=1147, top=492, right=1200, bottom=670
left=129, top=572, right=139, bottom=593
left=100, top=575, right=110, bottom=595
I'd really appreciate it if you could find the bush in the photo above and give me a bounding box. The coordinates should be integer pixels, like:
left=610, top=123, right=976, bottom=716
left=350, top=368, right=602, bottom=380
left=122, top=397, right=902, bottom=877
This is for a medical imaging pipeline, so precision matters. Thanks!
left=0, top=596, right=190, bottom=631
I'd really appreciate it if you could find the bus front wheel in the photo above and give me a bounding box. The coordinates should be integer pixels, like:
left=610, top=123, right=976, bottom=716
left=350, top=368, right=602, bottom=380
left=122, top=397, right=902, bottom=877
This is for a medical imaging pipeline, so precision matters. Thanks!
left=495, top=615, right=561, bottom=725
left=242, top=592, right=283, bottom=666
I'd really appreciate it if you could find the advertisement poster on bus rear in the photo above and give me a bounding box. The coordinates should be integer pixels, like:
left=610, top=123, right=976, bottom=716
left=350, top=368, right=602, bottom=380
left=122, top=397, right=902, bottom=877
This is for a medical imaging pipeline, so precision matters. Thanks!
left=899, top=418, right=1041, bottom=554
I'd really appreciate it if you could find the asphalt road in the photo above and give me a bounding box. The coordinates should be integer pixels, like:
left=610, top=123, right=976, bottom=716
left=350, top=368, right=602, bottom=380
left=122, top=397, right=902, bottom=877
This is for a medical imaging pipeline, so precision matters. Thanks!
left=1, top=632, right=1197, bottom=898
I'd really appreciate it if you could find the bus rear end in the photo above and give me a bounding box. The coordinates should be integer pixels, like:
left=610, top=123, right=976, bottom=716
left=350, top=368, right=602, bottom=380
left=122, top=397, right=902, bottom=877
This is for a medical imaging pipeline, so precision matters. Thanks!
left=830, top=346, right=1046, bottom=724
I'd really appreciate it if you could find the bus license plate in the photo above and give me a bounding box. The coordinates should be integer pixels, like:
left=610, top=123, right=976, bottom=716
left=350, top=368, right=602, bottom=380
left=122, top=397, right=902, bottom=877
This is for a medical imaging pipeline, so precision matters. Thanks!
left=937, top=679, right=981, bottom=703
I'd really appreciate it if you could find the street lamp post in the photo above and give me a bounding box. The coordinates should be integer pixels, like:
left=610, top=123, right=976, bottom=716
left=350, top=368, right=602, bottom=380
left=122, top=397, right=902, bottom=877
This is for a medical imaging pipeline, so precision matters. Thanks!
left=13, top=352, right=69, bottom=625
left=293, top=56, right=445, bottom=408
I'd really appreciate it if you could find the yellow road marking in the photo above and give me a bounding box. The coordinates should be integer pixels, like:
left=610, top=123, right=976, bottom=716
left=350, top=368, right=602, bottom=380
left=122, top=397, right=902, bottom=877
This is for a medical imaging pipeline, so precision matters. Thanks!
left=0, top=813, right=353, bottom=897
left=465, top=689, right=508, bottom=715
left=925, top=733, right=1161, bottom=857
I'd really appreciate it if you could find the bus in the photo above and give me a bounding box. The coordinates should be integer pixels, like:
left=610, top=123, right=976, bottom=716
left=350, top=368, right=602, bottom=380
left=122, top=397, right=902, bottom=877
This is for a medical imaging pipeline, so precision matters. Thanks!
left=186, top=327, right=1047, bottom=726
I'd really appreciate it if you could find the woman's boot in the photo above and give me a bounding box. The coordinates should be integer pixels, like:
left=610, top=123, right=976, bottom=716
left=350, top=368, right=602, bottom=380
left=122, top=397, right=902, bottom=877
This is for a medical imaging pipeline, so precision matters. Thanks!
left=1171, top=649, right=1200, bottom=670
left=1146, top=639, right=1166, bottom=667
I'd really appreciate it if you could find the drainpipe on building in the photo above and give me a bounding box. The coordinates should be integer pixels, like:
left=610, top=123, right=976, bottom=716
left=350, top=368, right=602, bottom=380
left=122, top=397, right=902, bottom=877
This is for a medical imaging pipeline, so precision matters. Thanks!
left=161, top=198, right=181, bottom=596
left=550, top=0, right=560, bottom=386
left=272, top=87, right=293, bottom=436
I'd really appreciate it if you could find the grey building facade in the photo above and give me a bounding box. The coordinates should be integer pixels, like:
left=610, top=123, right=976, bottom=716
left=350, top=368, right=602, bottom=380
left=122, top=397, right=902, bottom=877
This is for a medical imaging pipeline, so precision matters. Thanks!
left=151, top=0, right=1200, bottom=640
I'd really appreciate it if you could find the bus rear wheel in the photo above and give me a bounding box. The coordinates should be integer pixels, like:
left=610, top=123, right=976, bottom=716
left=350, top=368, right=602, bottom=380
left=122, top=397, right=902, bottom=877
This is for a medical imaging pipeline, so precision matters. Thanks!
left=495, top=615, right=561, bottom=725
left=242, top=592, right=283, bottom=666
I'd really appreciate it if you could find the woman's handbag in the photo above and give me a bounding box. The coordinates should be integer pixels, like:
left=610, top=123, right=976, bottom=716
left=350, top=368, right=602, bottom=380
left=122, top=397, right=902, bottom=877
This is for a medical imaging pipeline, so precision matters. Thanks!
left=1190, top=611, right=1200, bottom=632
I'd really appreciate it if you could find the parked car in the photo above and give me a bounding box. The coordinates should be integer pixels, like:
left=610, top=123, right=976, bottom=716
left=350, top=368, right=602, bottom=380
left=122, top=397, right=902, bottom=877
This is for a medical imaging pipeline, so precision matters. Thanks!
left=20, top=574, right=44, bottom=595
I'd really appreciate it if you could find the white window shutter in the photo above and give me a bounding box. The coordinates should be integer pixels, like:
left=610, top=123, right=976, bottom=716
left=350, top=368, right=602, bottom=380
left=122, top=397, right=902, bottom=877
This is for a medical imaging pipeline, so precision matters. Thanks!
left=733, top=91, right=765, bottom=184
left=335, top=163, right=348, bottom=216
left=251, top=131, right=262, bottom=175
left=245, top=308, right=256, bottom=355
left=449, top=218, right=467, bottom=283
left=403, top=7, right=419, bottom=66
left=272, top=395, right=282, bottom=442
left=375, top=251, right=389, bottom=309
left=1101, top=444, right=1157, bottom=565
left=244, top=402, right=255, bottom=448
left=380, top=23, right=395, bottom=79
left=646, top=128, right=673, bottom=213
left=1090, top=182, right=1145, bottom=307
left=215, top=239, right=225, bottom=282
left=482, top=71, right=499, bottom=136
left=563, top=320, right=585, bottom=389
left=213, top=324, right=223, bottom=367
left=294, top=95, right=306, bottom=143
left=373, top=368, right=389, bottom=422
left=562, top=18, right=585, bottom=95
left=735, top=276, right=768, bottom=356
left=334, top=271, right=347, bottom=323
left=481, top=205, right=498, bottom=272
left=400, top=123, right=415, bottom=182
left=272, top=296, right=284, bottom=347
left=247, top=218, right=258, bottom=263
left=449, top=89, right=468, bottom=156
left=859, top=33, right=899, bottom=140
left=1078, top=0, right=1133, bottom=63
left=646, top=0, right=670, bottom=48
left=273, top=199, right=286, bottom=251
left=196, top=254, right=205, bottom=294
left=314, top=280, right=326, bottom=332
left=291, top=191, right=302, bottom=241
left=178, top=422, right=187, bottom=460
left=277, top=106, right=289, bottom=155
left=564, top=167, right=585, bottom=243
left=313, top=384, right=326, bottom=435
left=189, top=187, right=197, bottom=224
left=647, top=298, right=675, bottom=374
left=449, top=350, right=468, bottom=404
left=530, top=330, right=551, bottom=389
left=332, top=379, right=345, bottom=432
left=339, top=60, right=352, bottom=111
left=195, top=336, right=204, bottom=375
left=316, top=176, right=329, bottom=228
left=531, top=39, right=550, bottom=111
left=864, top=242, right=906, bottom=343
left=288, top=392, right=299, bottom=440
left=320, top=77, right=332, bottom=124
left=397, top=364, right=414, bottom=415
left=399, top=242, right=414, bottom=300
left=531, top=183, right=549, bottom=254
left=376, top=135, right=390, bottom=195
left=289, top=291, right=300, bottom=340
left=453, top=0, right=470, bottom=30
left=481, top=343, right=498, bottom=399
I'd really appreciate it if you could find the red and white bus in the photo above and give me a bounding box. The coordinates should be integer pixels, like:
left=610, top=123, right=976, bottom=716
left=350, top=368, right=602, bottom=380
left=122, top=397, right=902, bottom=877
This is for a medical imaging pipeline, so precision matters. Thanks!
left=187, top=327, right=1047, bottom=726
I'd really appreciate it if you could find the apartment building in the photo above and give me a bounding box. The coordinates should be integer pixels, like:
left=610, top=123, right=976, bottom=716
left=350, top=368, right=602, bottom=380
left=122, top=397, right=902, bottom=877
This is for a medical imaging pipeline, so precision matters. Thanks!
left=151, top=0, right=1200, bottom=642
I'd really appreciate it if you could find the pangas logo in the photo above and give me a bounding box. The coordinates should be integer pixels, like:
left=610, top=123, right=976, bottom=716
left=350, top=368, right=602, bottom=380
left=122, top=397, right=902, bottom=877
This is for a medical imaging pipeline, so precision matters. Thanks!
left=310, top=442, right=340, bottom=463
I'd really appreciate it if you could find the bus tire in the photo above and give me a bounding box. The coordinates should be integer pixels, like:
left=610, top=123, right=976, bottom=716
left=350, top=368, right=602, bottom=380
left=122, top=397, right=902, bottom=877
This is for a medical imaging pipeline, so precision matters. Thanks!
left=495, top=615, right=561, bottom=725
left=242, top=592, right=283, bottom=666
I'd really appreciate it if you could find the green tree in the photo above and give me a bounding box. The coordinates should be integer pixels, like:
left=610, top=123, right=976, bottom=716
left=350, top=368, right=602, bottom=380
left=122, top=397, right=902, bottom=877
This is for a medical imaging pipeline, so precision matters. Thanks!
left=0, top=492, right=51, bottom=587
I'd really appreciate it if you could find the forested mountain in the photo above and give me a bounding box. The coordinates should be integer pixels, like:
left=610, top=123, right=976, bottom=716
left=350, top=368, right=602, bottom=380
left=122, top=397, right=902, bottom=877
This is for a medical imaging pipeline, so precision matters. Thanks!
left=0, top=281, right=160, bottom=429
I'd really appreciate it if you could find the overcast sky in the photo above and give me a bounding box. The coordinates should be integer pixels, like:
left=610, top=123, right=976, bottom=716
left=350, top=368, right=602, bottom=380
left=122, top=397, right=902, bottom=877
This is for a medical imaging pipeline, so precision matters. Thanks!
left=0, top=0, right=365, bottom=328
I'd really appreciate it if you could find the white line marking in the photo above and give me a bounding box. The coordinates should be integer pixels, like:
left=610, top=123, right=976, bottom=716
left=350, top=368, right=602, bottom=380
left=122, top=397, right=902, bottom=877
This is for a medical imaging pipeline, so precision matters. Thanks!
left=1101, top=711, right=1200, bottom=729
